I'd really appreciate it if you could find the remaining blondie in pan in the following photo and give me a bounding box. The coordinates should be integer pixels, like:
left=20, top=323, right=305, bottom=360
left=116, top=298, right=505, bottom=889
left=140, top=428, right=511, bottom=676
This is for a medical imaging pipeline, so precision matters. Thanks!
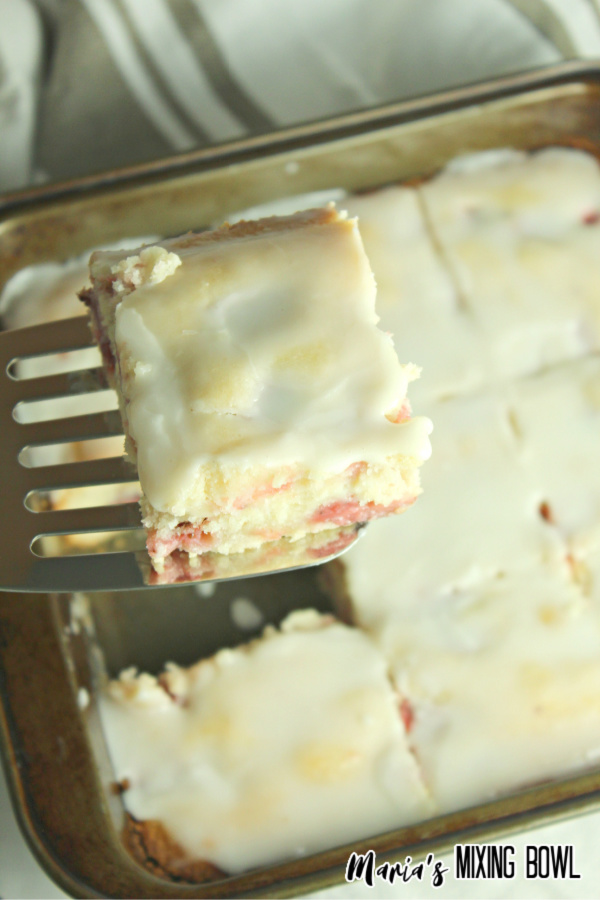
left=100, top=610, right=432, bottom=876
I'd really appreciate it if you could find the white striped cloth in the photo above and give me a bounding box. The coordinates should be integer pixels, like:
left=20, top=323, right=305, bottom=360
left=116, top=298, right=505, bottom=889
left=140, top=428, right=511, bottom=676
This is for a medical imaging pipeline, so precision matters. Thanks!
left=4, top=0, right=600, bottom=189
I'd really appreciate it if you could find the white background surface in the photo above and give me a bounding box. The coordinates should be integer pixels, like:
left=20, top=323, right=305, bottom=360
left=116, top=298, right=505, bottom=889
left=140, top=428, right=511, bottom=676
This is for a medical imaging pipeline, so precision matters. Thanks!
left=4, top=1, right=600, bottom=898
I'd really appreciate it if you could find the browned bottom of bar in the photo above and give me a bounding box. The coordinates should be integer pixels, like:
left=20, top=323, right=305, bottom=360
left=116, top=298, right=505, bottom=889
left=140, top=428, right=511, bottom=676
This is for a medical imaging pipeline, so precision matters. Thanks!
left=123, top=813, right=225, bottom=884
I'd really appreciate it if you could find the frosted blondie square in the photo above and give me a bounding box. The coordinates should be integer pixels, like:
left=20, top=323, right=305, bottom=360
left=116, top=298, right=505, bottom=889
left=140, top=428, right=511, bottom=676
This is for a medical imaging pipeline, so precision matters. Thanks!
left=81, top=207, right=431, bottom=573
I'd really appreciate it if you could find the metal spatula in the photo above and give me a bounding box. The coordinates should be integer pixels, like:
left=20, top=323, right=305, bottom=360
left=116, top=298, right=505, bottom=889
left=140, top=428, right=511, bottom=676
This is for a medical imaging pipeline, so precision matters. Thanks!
left=0, top=317, right=362, bottom=592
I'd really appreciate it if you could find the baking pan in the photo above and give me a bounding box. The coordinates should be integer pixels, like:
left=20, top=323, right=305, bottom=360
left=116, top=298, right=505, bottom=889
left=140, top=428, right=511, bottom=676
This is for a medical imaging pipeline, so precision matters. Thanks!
left=3, top=61, right=600, bottom=898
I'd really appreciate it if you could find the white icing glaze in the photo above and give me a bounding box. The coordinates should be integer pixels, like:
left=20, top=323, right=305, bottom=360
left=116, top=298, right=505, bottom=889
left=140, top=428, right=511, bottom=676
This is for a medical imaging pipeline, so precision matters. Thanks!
left=342, top=186, right=487, bottom=403
left=193, top=581, right=217, bottom=598
left=99, top=611, right=432, bottom=873
left=341, top=390, right=563, bottom=632
left=341, top=367, right=600, bottom=810
left=506, top=356, right=600, bottom=556
left=77, top=687, right=90, bottom=711
left=381, top=566, right=600, bottom=812
left=421, top=148, right=600, bottom=380
left=443, top=147, right=526, bottom=175
left=338, top=148, right=600, bottom=814
left=230, top=596, right=264, bottom=631
left=96, top=209, right=431, bottom=515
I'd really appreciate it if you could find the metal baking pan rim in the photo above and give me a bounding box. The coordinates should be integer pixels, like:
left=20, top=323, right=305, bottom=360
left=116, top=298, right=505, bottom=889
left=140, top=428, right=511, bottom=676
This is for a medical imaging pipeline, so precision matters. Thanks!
left=1, top=59, right=600, bottom=217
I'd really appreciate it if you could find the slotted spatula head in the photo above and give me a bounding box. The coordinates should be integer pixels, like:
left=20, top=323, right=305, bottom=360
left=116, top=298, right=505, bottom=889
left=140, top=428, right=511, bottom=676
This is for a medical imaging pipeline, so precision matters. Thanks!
left=0, top=317, right=362, bottom=592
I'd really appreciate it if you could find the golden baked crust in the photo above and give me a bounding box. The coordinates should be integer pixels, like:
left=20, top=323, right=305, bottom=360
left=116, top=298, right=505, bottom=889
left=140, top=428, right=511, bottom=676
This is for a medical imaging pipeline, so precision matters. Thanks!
left=172, top=205, right=341, bottom=248
left=123, top=813, right=225, bottom=884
